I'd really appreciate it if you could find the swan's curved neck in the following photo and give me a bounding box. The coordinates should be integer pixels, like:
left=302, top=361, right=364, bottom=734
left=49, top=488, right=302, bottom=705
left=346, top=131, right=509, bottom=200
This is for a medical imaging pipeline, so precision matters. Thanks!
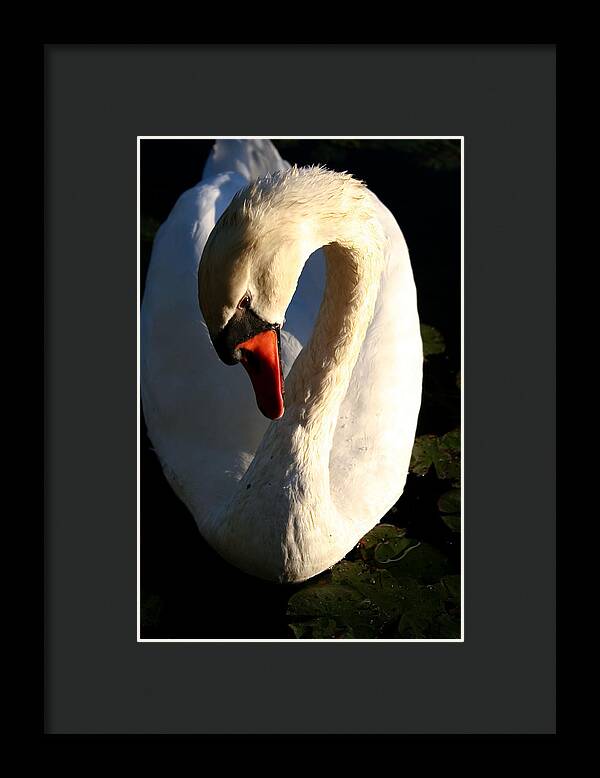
left=211, top=169, right=387, bottom=580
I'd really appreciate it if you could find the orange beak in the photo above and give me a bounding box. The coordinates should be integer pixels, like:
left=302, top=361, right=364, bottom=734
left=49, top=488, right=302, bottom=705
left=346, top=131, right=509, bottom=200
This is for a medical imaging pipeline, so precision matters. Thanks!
left=236, top=329, right=284, bottom=420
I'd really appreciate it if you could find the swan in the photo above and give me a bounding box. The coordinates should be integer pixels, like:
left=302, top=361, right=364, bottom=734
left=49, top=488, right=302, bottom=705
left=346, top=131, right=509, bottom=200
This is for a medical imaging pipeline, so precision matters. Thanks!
left=141, top=139, right=423, bottom=583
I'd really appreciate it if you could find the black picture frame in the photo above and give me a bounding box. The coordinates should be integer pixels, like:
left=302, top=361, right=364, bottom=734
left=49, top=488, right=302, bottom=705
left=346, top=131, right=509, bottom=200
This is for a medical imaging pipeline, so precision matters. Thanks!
left=44, top=43, right=556, bottom=736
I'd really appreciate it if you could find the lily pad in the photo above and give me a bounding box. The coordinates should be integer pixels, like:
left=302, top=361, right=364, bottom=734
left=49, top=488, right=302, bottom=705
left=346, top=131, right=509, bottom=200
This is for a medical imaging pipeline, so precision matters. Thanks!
left=441, top=428, right=460, bottom=452
left=395, top=580, right=447, bottom=638
left=287, top=580, right=382, bottom=638
left=436, top=429, right=461, bottom=482
left=440, top=575, right=461, bottom=604
left=438, top=488, right=460, bottom=514
left=357, top=523, right=406, bottom=552
left=393, top=577, right=461, bottom=638
left=410, top=429, right=461, bottom=483
left=421, top=324, right=446, bottom=357
left=386, top=542, right=450, bottom=584
left=441, top=514, right=461, bottom=532
left=356, top=523, right=419, bottom=565
left=409, top=434, right=440, bottom=476
left=332, top=560, right=405, bottom=621
left=374, top=537, right=420, bottom=564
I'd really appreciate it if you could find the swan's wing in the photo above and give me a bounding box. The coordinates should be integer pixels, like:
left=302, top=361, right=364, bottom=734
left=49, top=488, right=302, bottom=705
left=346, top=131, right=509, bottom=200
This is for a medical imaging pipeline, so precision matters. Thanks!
left=142, top=171, right=267, bottom=526
left=329, top=194, right=423, bottom=532
left=202, top=139, right=291, bottom=183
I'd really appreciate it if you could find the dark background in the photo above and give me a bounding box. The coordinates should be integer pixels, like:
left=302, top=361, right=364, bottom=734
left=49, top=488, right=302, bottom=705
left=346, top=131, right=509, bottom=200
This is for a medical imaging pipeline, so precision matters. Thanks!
left=140, top=138, right=461, bottom=639
left=45, top=45, right=555, bottom=734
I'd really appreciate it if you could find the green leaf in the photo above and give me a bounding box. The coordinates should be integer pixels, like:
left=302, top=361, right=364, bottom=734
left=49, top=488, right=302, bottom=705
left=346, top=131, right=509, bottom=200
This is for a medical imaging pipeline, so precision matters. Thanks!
left=287, top=581, right=381, bottom=638
left=387, top=542, right=450, bottom=584
left=395, top=581, right=447, bottom=638
left=357, top=523, right=406, bottom=552
left=436, top=429, right=461, bottom=482
left=441, top=575, right=461, bottom=604
left=410, top=429, right=460, bottom=482
left=374, top=537, right=419, bottom=564
left=409, top=434, right=439, bottom=476
left=438, top=488, right=461, bottom=514
left=331, top=561, right=405, bottom=621
left=441, top=514, right=461, bottom=533
left=392, top=577, right=461, bottom=638
left=356, top=523, right=418, bottom=565
left=441, top=428, right=460, bottom=452
left=421, top=324, right=446, bottom=357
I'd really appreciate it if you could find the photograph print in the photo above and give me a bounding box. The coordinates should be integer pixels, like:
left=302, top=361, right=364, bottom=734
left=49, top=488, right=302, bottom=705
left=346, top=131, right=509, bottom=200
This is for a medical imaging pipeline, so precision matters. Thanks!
left=139, top=137, right=462, bottom=640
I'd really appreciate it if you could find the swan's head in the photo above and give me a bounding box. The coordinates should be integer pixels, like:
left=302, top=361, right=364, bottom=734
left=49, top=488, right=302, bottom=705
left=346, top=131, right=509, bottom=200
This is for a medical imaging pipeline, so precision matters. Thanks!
left=198, top=175, right=311, bottom=420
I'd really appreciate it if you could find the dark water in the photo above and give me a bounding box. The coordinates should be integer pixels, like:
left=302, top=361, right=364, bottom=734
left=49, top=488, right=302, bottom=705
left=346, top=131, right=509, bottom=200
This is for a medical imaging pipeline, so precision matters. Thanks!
left=140, top=139, right=461, bottom=639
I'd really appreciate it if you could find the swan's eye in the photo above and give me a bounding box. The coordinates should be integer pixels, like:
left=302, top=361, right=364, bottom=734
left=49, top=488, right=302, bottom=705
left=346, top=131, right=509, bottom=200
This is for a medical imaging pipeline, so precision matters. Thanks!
left=237, top=294, right=251, bottom=310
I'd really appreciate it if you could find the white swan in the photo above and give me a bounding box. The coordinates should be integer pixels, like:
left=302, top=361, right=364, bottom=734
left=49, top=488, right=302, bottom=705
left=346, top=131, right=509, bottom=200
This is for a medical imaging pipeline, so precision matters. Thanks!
left=141, top=139, right=423, bottom=583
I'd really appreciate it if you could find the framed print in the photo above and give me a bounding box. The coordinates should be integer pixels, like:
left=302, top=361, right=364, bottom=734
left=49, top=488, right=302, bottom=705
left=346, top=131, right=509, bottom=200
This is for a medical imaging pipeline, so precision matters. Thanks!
left=44, top=44, right=556, bottom=735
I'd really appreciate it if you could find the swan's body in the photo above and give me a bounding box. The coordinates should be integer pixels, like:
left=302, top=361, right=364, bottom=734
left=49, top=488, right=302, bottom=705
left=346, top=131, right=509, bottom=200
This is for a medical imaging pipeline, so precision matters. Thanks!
left=141, top=140, right=423, bottom=582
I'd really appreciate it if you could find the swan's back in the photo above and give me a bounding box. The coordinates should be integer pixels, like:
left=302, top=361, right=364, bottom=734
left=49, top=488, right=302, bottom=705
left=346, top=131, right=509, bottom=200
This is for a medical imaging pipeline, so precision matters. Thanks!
left=203, top=139, right=291, bottom=182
